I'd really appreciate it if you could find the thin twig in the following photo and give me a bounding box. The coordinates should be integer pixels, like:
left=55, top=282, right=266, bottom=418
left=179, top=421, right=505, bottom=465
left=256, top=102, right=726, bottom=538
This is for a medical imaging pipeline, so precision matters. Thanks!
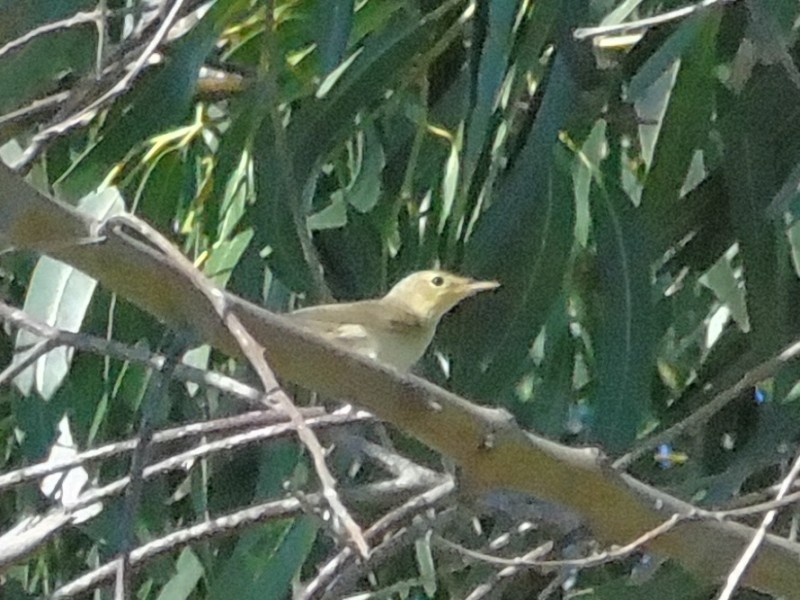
left=0, top=299, right=269, bottom=407
left=0, top=91, right=70, bottom=133
left=614, top=336, right=800, bottom=470
left=0, top=408, right=340, bottom=493
left=713, top=489, right=800, bottom=519
left=715, top=451, right=800, bottom=600
left=299, top=478, right=455, bottom=600
left=0, top=11, right=104, bottom=59
left=115, top=335, right=185, bottom=600
left=573, top=0, right=734, bottom=40
left=463, top=542, right=553, bottom=600
left=50, top=475, right=436, bottom=599
left=14, top=0, right=187, bottom=172
left=98, top=213, right=369, bottom=557
left=438, top=513, right=684, bottom=571
left=0, top=338, right=58, bottom=387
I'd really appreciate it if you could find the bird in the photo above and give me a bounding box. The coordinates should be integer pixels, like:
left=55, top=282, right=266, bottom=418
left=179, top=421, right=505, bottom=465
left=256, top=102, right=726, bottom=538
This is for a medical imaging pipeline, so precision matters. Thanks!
left=287, top=270, right=500, bottom=371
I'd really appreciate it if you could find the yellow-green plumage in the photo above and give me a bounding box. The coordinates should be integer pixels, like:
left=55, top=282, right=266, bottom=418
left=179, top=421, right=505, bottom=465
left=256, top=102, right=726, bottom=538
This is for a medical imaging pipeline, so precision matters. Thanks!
left=287, top=270, right=499, bottom=371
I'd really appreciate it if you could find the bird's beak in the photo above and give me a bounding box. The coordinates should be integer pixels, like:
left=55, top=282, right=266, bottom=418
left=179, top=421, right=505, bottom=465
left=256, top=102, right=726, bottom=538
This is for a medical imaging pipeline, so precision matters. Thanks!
left=463, top=278, right=501, bottom=296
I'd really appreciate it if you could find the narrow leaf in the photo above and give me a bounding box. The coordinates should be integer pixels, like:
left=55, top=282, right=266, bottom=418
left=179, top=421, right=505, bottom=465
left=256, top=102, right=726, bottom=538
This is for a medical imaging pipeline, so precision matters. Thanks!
left=590, top=171, right=654, bottom=452
left=13, top=187, right=123, bottom=399
left=452, top=51, right=579, bottom=396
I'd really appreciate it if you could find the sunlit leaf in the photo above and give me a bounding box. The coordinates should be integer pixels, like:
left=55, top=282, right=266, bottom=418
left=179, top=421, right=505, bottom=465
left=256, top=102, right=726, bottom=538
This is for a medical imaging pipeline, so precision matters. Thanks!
left=13, top=187, right=123, bottom=399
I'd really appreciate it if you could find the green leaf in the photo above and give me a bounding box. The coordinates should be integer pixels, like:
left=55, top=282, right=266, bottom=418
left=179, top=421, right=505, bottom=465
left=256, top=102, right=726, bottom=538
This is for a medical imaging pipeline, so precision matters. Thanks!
left=207, top=516, right=316, bottom=600
left=519, top=296, right=575, bottom=435
left=509, top=0, right=561, bottom=90
left=590, top=562, right=703, bottom=599
left=589, top=157, right=654, bottom=452
left=10, top=391, right=55, bottom=460
left=439, top=136, right=460, bottom=234
left=745, top=0, right=800, bottom=90
left=461, top=0, right=517, bottom=185
left=210, top=79, right=270, bottom=235
left=719, top=65, right=800, bottom=348
left=155, top=548, right=205, bottom=600
left=206, top=441, right=307, bottom=600
left=181, top=345, right=210, bottom=397
left=350, top=0, right=406, bottom=43
left=308, top=195, right=348, bottom=230
left=701, top=252, right=749, bottom=333
left=639, top=11, right=720, bottom=220
left=314, top=0, right=355, bottom=76
left=111, top=360, right=152, bottom=423
left=205, top=229, right=255, bottom=287
left=317, top=210, right=384, bottom=299
left=415, top=530, right=437, bottom=597
left=346, top=124, right=385, bottom=213
left=289, top=2, right=463, bottom=186
left=251, top=104, right=314, bottom=293
left=573, top=120, right=607, bottom=247
left=136, top=150, right=189, bottom=231
left=627, top=15, right=708, bottom=101
left=597, top=0, right=644, bottom=27
left=58, top=0, right=250, bottom=197
left=452, top=51, right=579, bottom=396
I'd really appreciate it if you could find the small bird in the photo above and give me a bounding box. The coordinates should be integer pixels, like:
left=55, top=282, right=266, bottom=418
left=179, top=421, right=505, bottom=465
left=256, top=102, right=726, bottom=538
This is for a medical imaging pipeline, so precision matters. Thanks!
left=287, top=270, right=500, bottom=371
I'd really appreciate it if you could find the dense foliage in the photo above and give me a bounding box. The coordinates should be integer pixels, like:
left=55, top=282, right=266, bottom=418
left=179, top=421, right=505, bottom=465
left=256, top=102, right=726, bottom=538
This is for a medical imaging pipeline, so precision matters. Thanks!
left=2, top=0, right=800, bottom=598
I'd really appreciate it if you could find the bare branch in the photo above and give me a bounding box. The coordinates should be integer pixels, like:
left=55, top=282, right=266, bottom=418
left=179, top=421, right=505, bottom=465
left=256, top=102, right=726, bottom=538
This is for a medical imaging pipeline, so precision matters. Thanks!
left=14, top=0, right=188, bottom=172
left=50, top=475, right=428, bottom=599
left=0, top=11, right=104, bottom=60
left=97, top=212, right=370, bottom=557
left=0, top=408, right=336, bottom=493
left=615, top=336, right=800, bottom=470
left=0, top=299, right=270, bottom=408
left=0, top=411, right=370, bottom=570
left=0, top=338, right=58, bottom=387
left=300, top=478, right=455, bottom=599
left=716, top=451, right=800, bottom=600
left=574, top=0, right=734, bottom=41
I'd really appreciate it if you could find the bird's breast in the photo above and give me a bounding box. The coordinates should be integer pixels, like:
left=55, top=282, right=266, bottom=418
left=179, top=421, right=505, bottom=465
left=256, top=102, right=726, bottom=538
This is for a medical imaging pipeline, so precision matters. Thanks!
left=370, top=326, right=436, bottom=372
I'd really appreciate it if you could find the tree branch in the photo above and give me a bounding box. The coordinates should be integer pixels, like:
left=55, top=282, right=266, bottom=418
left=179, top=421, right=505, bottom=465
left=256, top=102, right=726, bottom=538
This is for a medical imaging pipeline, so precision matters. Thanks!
left=2, top=162, right=800, bottom=597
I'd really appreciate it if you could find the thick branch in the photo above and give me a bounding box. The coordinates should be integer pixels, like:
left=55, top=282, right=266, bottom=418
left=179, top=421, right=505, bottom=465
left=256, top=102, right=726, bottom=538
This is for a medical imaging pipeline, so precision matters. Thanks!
left=1, top=162, right=799, bottom=598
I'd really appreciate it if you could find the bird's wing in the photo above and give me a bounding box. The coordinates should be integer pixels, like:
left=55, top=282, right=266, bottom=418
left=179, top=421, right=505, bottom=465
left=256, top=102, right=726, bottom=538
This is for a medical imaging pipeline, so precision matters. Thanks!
left=287, top=300, right=434, bottom=370
left=287, top=303, right=378, bottom=359
left=288, top=300, right=424, bottom=334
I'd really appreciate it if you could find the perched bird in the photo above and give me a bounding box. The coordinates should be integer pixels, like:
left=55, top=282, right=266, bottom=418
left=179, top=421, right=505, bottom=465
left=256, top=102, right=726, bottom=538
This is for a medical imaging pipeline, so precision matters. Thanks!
left=287, top=270, right=500, bottom=371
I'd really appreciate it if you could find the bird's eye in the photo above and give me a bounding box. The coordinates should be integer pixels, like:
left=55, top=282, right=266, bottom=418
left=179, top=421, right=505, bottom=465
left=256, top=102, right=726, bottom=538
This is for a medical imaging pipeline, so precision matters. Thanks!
left=431, top=276, right=445, bottom=287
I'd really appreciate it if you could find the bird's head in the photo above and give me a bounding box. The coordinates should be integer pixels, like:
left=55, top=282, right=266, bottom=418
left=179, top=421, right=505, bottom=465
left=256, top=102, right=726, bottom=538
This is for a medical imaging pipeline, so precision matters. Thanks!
left=384, top=270, right=500, bottom=323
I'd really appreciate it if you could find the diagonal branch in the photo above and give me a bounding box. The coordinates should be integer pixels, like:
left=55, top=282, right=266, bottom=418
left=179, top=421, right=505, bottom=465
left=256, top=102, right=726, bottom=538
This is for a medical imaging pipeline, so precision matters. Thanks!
left=573, top=0, right=734, bottom=40
left=97, top=212, right=369, bottom=557
left=2, top=162, right=800, bottom=597
left=715, top=451, right=800, bottom=600
left=14, top=0, right=188, bottom=172
left=0, top=408, right=337, bottom=493
left=0, top=411, right=371, bottom=570
left=49, top=475, right=441, bottom=599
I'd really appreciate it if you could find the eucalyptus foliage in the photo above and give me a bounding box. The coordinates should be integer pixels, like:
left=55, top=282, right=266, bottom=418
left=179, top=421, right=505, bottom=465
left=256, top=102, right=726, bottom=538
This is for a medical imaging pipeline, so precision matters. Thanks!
left=2, top=0, right=800, bottom=598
